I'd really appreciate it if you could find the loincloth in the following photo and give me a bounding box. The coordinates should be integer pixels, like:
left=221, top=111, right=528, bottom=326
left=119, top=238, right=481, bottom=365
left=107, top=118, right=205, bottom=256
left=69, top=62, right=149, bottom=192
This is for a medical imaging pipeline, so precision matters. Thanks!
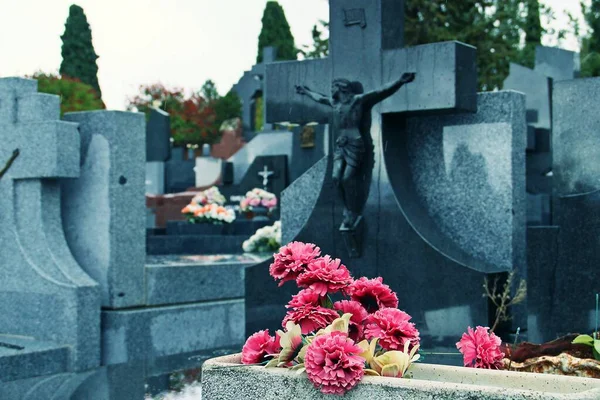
left=333, top=135, right=365, bottom=168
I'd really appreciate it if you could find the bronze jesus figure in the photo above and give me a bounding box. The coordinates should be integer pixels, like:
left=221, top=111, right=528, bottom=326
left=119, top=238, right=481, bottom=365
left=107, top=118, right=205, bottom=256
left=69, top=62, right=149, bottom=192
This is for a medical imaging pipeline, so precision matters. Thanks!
left=295, top=72, right=415, bottom=229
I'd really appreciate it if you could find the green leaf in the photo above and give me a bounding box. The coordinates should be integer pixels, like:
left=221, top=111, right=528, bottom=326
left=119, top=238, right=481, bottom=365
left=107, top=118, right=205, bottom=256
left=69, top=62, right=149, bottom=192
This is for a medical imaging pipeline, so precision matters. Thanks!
left=593, top=340, right=600, bottom=360
left=572, top=334, right=595, bottom=346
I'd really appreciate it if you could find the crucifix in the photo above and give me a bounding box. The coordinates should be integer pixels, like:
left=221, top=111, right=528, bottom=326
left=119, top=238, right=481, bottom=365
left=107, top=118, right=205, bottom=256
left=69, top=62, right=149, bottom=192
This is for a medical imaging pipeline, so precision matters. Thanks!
left=258, top=165, right=275, bottom=190
left=264, top=0, right=477, bottom=257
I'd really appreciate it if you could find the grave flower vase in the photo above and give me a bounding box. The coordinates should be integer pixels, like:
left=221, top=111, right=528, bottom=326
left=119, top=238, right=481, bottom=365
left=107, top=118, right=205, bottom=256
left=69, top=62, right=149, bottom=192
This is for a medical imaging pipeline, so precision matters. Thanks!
left=202, top=354, right=600, bottom=400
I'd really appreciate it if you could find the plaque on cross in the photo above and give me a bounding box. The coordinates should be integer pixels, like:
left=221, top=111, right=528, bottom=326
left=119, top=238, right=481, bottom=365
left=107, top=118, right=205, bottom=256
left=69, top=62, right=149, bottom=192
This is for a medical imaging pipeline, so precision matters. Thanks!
left=258, top=165, right=275, bottom=190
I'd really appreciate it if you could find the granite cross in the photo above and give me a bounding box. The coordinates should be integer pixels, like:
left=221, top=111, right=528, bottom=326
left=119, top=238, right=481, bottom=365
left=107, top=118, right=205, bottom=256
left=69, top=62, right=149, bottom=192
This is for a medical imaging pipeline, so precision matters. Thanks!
left=265, top=0, right=477, bottom=256
left=258, top=165, right=275, bottom=190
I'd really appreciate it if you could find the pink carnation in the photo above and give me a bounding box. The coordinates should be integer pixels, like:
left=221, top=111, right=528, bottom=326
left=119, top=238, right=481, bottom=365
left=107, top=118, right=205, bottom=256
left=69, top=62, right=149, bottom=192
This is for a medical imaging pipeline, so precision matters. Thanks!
left=296, top=256, right=353, bottom=296
left=241, top=329, right=281, bottom=364
left=456, top=326, right=505, bottom=369
left=334, top=300, right=369, bottom=342
left=287, top=288, right=322, bottom=309
left=304, top=331, right=365, bottom=395
left=348, top=277, right=398, bottom=313
left=249, top=197, right=261, bottom=207
left=364, top=308, right=420, bottom=351
left=269, top=242, right=321, bottom=286
left=283, top=305, right=339, bottom=335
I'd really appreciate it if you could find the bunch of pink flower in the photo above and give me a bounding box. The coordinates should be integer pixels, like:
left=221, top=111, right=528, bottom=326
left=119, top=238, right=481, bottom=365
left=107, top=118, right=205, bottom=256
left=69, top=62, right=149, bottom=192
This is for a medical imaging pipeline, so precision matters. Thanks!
left=242, top=241, right=421, bottom=395
left=239, top=188, right=278, bottom=213
left=456, top=326, right=505, bottom=369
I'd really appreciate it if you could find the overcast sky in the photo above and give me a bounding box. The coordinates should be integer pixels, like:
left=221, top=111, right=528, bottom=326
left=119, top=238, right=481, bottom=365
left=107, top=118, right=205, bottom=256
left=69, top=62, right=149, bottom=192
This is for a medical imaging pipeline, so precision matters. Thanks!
left=0, top=0, right=584, bottom=110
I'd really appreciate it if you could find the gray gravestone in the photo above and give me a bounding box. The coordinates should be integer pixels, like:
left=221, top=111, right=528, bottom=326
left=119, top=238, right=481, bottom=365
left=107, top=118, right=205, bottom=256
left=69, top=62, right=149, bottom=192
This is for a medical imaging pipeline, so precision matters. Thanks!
left=62, top=111, right=146, bottom=308
left=247, top=0, right=525, bottom=346
left=146, top=108, right=171, bottom=162
left=535, top=45, right=580, bottom=81
left=503, top=63, right=552, bottom=130
left=549, top=77, right=600, bottom=337
left=146, top=108, right=171, bottom=195
left=231, top=47, right=277, bottom=141
left=228, top=131, right=292, bottom=185
left=0, top=77, right=100, bottom=372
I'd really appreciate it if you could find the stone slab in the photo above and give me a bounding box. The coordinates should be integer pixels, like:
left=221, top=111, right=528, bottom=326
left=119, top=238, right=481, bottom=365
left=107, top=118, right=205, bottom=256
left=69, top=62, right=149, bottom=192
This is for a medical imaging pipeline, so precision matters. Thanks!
left=203, top=354, right=600, bottom=400
left=535, top=45, right=580, bottom=81
left=145, top=255, right=259, bottom=306
left=62, top=111, right=146, bottom=309
left=550, top=77, right=600, bottom=338
left=146, top=234, right=251, bottom=255
left=526, top=227, right=560, bottom=344
left=0, top=336, right=70, bottom=382
left=503, top=63, right=552, bottom=130
left=101, top=299, right=245, bottom=365
left=553, top=78, right=600, bottom=196
left=146, top=161, right=165, bottom=195
left=165, top=160, right=196, bottom=193
left=146, top=108, right=171, bottom=162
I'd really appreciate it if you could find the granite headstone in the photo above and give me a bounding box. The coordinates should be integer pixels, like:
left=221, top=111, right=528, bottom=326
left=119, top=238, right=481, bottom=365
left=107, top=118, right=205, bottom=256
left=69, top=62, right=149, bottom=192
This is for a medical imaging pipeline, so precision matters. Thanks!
left=0, top=77, right=100, bottom=372
left=62, top=110, right=147, bottom=308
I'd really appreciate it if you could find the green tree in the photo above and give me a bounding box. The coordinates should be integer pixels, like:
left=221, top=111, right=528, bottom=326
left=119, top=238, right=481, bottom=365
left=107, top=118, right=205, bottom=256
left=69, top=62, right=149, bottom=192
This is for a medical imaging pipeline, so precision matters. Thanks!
left=520, top=0, right=543, bottom=68
left=59, top=4, right=102, bottom=99
left=127, top=82, right=242, bottom=147
left=213, top=90, right=242, bottom=130
left=304, top=1, right=558, bottom=91
left=405, top=0, right=526, bottom=91
left=32, top=72, right=105, bottom=116
left=299, top=20, right=329, bottom=59
left=580, top=0, right=600, bottom=77
left=256, top=1, right=297, bottom=63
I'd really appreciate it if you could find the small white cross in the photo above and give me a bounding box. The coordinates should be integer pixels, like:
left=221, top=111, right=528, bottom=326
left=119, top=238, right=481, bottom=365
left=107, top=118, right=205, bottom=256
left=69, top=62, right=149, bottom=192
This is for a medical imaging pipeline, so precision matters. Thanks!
left=257, top=165, right=274, bottom=189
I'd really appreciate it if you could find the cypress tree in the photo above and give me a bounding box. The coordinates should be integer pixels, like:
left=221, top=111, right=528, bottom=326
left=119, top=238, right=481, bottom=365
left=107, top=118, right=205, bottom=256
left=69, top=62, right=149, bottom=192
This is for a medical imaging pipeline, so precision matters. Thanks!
left=59, top=4, right=102, bottom=99
left=521, top=0, right=543, bottom=68
left=256, top=1, right=297, bottom=63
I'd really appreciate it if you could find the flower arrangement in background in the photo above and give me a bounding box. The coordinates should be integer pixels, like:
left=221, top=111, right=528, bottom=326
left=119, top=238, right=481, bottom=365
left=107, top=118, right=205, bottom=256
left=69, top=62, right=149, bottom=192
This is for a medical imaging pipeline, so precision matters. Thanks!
left=181, top=203, right=235, bottom=224
left=241, top=241, right=421, bottom=395
left=242, top=221, right=282, bottom=253
left=239, top=188, right=277, bottom=214
left=191, top=186, right=226, bottom=206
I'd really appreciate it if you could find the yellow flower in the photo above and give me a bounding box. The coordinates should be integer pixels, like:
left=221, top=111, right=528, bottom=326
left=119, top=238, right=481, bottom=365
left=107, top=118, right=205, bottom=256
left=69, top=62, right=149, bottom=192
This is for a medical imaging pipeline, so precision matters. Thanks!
left=371, top=341, right=420, bottom=378
left=276, top=321, right=303, bottom=365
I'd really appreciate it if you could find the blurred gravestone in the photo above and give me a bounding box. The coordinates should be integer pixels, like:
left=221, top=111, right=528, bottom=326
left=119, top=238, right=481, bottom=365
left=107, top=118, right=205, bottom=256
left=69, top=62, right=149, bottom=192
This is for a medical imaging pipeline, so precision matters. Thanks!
left=0, top=77, right=100, bottom=373
left=146, top=108, right=171, bottom=195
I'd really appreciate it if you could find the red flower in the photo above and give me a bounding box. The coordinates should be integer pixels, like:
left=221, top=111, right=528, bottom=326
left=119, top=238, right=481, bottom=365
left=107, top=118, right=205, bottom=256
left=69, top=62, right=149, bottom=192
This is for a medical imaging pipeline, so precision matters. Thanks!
left=269, top=242, right=321, bottom=286
left=296, top=256, right=353, bottom=296
left=287, top=288, right=322, bottom=309
left=456, top=326, right=505, bottom=369
left=347, top=277, right=398, bottom=313
left=364, top=308, right=420, bottom=351
left=304, top=331, right=365, bottom=395
left=334, top=300, right=369, bottom=342
left=241, top=329, right=281, bottom=364
left=283, top=305, right=339, bottom=335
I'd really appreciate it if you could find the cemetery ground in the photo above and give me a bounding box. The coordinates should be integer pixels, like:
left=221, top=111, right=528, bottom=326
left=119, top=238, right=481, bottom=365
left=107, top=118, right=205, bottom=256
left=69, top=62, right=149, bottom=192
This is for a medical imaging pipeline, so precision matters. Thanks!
left=2, top=0, right=600, bottom=398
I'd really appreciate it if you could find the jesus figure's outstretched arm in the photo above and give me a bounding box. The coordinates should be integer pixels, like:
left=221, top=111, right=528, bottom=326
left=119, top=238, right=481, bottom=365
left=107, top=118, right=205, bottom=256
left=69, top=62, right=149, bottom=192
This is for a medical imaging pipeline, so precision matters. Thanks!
left=360, top=72, right=416, bottom=108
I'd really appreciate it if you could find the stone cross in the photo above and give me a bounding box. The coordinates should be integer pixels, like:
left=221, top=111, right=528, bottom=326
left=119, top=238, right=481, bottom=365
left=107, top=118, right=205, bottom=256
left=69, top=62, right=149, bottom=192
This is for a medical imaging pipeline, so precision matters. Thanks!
left=0, top=78, right=100, bottom=371
left=265, top=0, right=477, bottom=256
left=258, top=165, right=275, bottom=190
